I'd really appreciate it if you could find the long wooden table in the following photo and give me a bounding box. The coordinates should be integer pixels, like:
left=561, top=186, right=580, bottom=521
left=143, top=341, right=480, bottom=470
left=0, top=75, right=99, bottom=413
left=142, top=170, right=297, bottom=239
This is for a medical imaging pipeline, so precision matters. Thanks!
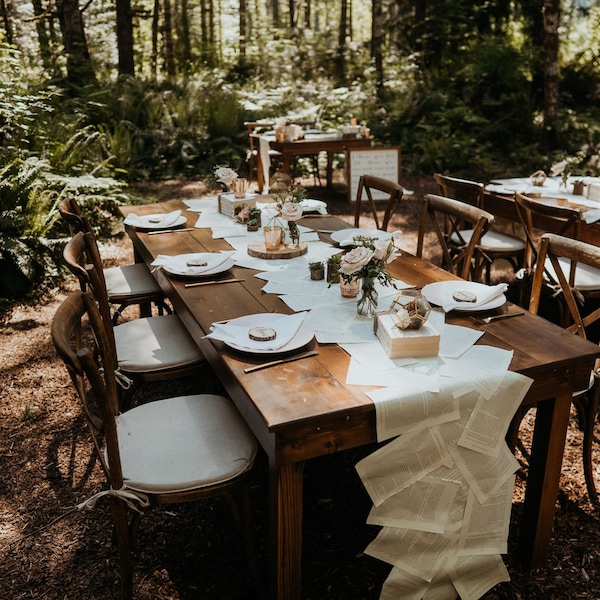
left=255, top=133, right=373, bottom=192
left=484, top=178, right=600, bottom=246
left=120, top=200, right=600, bottom=599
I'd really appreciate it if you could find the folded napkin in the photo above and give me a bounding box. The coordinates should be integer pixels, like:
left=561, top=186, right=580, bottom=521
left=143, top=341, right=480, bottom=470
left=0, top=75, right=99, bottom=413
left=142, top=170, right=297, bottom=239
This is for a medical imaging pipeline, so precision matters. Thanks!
left=441, top=282, right=508, bottom=312
left=151, top=251, right=235, bottom=276
left=205, top=312, right=307, bottom=351
left=124, top=210, right=183, bottom=229
left=300, top=199, right=328, bottom=215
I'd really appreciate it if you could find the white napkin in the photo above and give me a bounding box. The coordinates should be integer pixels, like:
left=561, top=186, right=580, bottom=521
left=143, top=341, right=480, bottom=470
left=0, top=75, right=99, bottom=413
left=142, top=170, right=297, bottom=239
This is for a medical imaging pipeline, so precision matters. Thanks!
left=300, top=199, right=328, bottom=215
left=151, top=251, right=235, bottom=276
left=441, top=282, right=508, bottom=312
left=124, top=210, right=183, bottom=229
left=205, top=312, right=307, bottom=351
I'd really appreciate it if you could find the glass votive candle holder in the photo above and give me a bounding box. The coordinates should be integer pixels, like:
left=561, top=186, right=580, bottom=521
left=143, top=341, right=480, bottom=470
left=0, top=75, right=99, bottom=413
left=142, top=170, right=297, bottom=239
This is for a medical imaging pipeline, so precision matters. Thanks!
left=264, top=225, right=283, bottom=252
left=340, top=276, right=360, bottom=298
left=233, top=178, right=249, bottom=198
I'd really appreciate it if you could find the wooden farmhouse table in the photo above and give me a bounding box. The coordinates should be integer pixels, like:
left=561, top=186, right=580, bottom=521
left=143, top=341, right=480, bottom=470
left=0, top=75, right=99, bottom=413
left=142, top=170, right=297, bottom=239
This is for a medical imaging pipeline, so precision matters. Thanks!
left=254, top=133, right=373, bottom=192
left=484, top=177, right=600, bottom=246
left=120, top=199, right=599, bottom=600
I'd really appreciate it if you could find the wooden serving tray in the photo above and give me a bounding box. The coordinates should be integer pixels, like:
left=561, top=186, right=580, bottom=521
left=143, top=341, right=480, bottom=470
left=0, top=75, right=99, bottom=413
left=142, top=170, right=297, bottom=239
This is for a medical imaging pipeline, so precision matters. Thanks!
left=247, top=242, right=308, bottom=259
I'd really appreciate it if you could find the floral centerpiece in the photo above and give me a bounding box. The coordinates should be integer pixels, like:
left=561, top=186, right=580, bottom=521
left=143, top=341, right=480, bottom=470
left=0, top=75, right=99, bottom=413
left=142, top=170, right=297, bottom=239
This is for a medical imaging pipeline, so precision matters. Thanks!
left=339, top=236, right=400, bottom=316
left=272, top=185, right=305, bottom=247
left=214, top=166, right=239, bottom=192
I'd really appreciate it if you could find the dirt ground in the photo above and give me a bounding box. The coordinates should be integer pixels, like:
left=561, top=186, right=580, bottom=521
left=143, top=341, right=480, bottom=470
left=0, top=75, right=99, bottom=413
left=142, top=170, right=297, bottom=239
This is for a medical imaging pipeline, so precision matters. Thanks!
left=1, top=176, right=599, bottom=599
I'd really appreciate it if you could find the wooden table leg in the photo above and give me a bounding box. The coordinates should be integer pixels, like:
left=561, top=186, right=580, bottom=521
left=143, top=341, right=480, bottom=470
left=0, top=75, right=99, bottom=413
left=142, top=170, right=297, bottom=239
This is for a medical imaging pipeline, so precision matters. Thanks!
left=269, top=460, right=305, bottom=600
left=326, top=151, right=334, bottom=188
left=518, top=393, right=571, bottom=570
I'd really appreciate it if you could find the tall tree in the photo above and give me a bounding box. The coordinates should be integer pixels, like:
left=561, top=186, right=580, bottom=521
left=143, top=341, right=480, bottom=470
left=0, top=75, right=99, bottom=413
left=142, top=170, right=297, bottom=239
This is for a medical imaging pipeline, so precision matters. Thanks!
left=116, top=0, right=135, bottom=76
left=0, top=0, right=13, bottom=45
left=334, top=0, right=349, bottom=82
left=239, top=0, right=247, bottom=67
left=55, top=0, right=97, bottom=89
left=542, top=0, right=560, bottom=146
left=31, top=0, right=55, bottom=74
left=163, top=0, right=176, bottom=78
left=372, top=0, right=384, bottom=91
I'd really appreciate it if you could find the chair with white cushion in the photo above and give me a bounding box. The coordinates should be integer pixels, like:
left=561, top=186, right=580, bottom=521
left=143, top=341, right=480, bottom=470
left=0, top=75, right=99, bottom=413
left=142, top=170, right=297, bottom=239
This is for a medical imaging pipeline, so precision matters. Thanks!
left=434, top=173, right=525, bottom=284
left=514, top=191, right=600, bottom=316
left=527, top=234, right=600, bottom=502
left=51, top=289, right=264, bottom=599
left=63, top=230, right=207, bottom=407
left=417, top=193, right=494, bottom=281
left=59, top=197, right=170, bottom=323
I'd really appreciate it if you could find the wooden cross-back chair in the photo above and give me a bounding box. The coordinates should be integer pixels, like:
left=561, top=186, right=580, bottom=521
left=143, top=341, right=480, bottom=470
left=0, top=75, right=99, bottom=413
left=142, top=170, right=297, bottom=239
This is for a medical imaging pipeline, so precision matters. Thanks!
left=518, top=233, right=600, bottom=503
left=51, top=289, right=264, bottom=599
left=514, top=192, right=600, bottom=313
left=433, top=173, right=525, bottom=284
left=62, top=230, right=207, bottom=407
left=353, top=175, right=404, bottom=232
left=417, top=193, right=494, bottom=281
left=58, top=197, right=169, bottom=324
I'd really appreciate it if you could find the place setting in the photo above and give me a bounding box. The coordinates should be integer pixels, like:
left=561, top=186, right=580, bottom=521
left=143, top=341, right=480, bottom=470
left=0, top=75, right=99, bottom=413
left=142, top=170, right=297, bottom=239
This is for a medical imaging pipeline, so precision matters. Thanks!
left=203, top=311, right=317, bottom=371
left=123, top=209, right=188, bottom=232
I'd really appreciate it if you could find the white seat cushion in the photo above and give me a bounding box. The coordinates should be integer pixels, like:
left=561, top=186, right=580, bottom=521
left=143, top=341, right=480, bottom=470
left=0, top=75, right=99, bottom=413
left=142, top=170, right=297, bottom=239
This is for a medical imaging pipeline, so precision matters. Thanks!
left=104, top=263, right=162, bottom=300
left=115, top=395, right=257, bottom=493
left=114, top=314, right=204, bottom=372
left=545, top=257, right=600, bottom=292
left=452, top=229, right=525, bottom=252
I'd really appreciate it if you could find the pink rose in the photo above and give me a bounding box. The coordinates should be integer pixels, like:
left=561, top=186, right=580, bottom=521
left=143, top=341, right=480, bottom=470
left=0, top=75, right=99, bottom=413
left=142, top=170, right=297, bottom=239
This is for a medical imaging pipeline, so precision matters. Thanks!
left=339, top=246, right=374, bottom=276
left=280, top=201, right=303, bottom=221
left=373, top=239, right=390, bottom=260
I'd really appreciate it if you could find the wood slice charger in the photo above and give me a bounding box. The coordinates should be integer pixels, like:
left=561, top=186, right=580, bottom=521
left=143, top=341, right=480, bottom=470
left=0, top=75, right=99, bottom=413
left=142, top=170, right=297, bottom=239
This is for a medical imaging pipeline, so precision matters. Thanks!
left=247, top=242, right=308, bottom=259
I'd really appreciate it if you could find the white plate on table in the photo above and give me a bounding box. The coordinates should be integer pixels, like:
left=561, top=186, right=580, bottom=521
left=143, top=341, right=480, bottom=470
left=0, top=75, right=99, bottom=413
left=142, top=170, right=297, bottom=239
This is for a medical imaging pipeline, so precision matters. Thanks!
left=220, top=314, right=315, bottom=354
left=159, top=253, right=235, bottom=278
left=421, top=281, right=507, bottom=312
left=300, top=199, right=328, bottom=215
left=330, top=228, right=393, bottom=246
left=127, top=214, right=188, bottom=231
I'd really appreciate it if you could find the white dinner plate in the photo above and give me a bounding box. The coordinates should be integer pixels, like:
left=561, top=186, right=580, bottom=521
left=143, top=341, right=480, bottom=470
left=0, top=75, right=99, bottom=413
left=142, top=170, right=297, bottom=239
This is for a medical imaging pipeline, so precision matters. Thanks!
left=131, top=215, right=188, bottom=231
left=330, top=228, right=393, bottom=246
left=159, top=253, right=235, bottom=278
left=421, top=281, right=506, bottom=312
left=221, top=314, right=315, bottom=355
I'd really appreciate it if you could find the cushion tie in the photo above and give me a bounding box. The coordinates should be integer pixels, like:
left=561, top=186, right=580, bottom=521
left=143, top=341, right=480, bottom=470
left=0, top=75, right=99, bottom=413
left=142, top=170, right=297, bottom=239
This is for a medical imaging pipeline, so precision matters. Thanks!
left=114, top=369, right=133, bottom=390
left=77, top=486, right=150, bottom=514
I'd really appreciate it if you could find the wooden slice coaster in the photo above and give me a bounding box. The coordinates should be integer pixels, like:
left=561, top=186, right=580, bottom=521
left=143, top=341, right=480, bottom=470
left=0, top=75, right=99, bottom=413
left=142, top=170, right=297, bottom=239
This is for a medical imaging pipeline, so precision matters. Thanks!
left=248, top=326, right=277, bottom=341
left=452, top=290, right=477, bottom=303
left=247, top=242, right=308, bottom=259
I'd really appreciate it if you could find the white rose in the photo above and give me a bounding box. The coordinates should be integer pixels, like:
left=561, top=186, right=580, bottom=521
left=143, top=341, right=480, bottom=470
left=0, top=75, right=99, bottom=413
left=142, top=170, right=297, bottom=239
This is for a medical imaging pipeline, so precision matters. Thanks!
left=372, top=239, right=390, bottom=261
left=338, top=247, right=374, bottom=276
left=215, top=167, right=239, bottom=186
left=280, top=201, right=303, bottom=221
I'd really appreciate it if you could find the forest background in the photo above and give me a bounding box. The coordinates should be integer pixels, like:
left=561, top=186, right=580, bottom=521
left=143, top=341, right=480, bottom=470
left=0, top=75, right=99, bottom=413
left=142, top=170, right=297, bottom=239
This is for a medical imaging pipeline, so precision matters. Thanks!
left=0, top=0, right=599, bottom=301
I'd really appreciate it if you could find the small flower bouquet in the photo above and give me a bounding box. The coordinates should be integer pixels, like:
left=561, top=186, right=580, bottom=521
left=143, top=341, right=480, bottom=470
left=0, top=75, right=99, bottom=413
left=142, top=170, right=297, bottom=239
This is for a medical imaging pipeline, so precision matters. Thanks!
left=215, top=165, right=256, bottom=218
left=338, top=236, right=400, bottom=316
left=271, top=185, right=306, bottom=247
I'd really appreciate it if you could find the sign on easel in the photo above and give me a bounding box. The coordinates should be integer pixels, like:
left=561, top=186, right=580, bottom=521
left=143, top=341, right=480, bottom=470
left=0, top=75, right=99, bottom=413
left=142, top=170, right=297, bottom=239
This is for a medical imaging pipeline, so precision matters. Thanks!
left=347, top=147, right=402, bottom=202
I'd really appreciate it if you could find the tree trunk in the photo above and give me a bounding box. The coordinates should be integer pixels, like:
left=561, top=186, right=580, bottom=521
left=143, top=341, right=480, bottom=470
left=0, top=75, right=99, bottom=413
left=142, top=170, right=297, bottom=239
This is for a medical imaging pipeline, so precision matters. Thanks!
left=239, top=0, right=247, bottom=66
left=115, top=0, right=135, bottom=76
left=55, top=0, right=97, bottom=89
left=542, top=0, right=560, bottom=147
left=31, top=0, right=55, bottom=73
left=371, top=0, right=384, bottom=91
left=180, top=0, right=192, bottom=69
left=163, top=0, right=176, bottom=78
left=333, top=0, right=348, bottom=83
left=152, top=0, right=160, bottom=76
left=0, top=0, right=13, bottom=46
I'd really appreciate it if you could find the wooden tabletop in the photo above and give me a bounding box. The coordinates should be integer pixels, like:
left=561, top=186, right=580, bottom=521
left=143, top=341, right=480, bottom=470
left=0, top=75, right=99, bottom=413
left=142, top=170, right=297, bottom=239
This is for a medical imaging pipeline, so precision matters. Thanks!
left=120, top=199, right=600, bottom=598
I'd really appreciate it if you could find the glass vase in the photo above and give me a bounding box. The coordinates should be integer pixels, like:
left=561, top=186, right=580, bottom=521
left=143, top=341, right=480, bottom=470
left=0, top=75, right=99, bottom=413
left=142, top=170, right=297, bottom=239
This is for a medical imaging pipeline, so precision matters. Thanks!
left=287, top=221, right=300, bottom=247
left=357, top=277, right=378, bottom=317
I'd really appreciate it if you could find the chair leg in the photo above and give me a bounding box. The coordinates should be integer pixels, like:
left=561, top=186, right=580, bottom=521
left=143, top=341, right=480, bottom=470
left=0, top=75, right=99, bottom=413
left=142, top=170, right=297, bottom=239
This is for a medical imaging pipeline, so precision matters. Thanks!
left=111, top=498, right=134, bottom=600
left=581, top=388, right=599, bottom=504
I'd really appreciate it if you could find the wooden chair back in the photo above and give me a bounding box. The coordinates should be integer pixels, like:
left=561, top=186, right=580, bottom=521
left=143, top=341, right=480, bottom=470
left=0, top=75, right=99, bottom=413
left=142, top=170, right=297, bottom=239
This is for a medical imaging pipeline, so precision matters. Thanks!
left=51, top=289, right=124, bottom=489
left=529, top=233, right=600, bottom=342
left=433, top=173, right=484, bottom=207
left=417, top=193, right=494, bottom=280
left=353, top=174, right=404, bottom=231
left=63, top=230, right=117, bottom=352
left=514, top=191, right=583, bottom=282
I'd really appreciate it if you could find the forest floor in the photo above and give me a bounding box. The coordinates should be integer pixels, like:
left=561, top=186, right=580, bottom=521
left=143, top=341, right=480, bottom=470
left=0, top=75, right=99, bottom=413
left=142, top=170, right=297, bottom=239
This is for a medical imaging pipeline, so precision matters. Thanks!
left=1, top=175, right=599, bottom=599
